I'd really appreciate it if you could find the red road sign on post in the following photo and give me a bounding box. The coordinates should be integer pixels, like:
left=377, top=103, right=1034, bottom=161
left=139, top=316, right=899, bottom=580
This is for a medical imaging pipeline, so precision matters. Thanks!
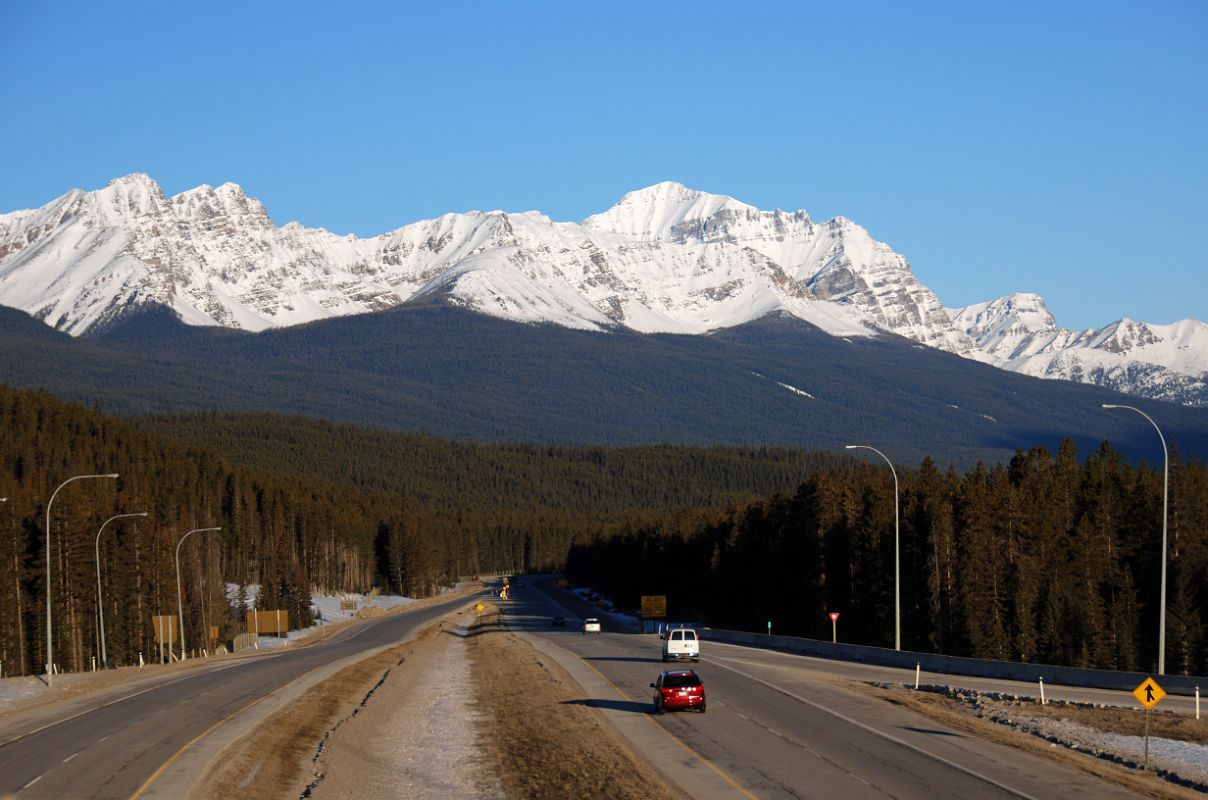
left=829, top=612, right=839, bottom=643
left=828, top=612, right=840, bottom=623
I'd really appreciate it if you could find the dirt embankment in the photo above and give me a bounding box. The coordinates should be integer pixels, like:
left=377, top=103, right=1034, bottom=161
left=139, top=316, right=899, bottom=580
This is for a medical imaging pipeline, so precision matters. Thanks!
left=864, top=683, right=1208, bottom=800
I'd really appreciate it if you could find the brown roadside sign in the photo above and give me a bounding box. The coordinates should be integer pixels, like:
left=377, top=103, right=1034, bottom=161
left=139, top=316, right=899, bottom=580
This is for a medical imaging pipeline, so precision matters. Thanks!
left=1132, top=677, right=1166, bottom=709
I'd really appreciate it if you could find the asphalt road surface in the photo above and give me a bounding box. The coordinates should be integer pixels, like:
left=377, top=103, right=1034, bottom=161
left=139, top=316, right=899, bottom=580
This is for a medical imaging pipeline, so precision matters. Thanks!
left=515, top=578, right=1145, bottom=800
left=0, top=589, right=483, bottom=800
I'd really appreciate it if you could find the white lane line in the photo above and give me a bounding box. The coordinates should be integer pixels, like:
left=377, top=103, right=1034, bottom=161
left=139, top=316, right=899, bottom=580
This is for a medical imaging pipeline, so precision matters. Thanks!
left=1, top=662, right=252, bottom=747
left=63, top=751, right=80, bottom=762
left=708, top=658, right=1040, bottom=800
left=23, top=775, right=42, bottom=789
left=97, top=734, right=110, bottom=742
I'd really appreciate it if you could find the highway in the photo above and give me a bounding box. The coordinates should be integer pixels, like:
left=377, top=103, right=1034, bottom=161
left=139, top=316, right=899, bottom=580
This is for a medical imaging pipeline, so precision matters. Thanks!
left=0, top=589, right=482, bottom=800
left=515, top=578, right=1146, bottom=800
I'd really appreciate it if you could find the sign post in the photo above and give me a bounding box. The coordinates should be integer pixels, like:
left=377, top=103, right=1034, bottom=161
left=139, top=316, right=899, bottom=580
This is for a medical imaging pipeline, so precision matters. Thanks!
left=766, top=620, right=772, bottom=637
left=829, top=611, right=840, bottom=643
left=1131, top=676, right=1166, bottom=770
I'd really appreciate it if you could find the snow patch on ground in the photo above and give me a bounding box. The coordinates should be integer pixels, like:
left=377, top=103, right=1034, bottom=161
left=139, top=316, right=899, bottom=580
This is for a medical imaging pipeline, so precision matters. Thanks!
left=777, top=381, right=815, bottom=400
left=899, top=684, right=1208, bottom=792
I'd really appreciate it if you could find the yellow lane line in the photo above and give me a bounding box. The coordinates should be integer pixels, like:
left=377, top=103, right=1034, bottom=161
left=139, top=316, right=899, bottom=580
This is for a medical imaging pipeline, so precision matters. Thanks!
left=128, top=662, right=325, bottom=800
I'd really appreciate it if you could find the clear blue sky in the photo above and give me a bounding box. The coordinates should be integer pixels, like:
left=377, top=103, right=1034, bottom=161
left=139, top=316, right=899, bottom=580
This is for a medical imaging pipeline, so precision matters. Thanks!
left=2, top=1, right=1204, bottom=330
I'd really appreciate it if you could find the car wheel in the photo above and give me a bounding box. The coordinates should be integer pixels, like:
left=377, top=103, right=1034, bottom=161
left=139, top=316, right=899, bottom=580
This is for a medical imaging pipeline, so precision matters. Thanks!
left=700, top=699, right=707, bottom=713
left=654, top=698, right=663, bottom=715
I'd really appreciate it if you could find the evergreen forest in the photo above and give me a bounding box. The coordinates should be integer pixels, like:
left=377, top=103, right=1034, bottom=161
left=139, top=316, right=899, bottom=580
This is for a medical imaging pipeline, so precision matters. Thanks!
left=567, top=441, right=1208, bottom=675
left=2, top=385, right=1205, bottom=678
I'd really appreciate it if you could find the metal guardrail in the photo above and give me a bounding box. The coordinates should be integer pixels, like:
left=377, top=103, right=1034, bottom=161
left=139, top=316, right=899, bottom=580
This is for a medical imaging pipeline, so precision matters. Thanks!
left=701, top=628, right=1206, bottom=696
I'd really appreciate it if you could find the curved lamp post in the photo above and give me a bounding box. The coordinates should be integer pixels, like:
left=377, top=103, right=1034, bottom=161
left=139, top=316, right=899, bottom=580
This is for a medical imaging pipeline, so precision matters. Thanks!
left=175, top=527, right=221, bottom=660
left=1103, top=403, right=1169, bottom=675
left=846, top=445, right=900, bottom=651
left=95, top=512, right=148, bottom=668
left=46, top=473, right=118, bottom=685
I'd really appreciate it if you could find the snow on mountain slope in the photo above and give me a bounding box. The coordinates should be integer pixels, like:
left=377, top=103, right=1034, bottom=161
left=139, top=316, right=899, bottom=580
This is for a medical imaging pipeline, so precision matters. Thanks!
left=949, top=294, right=1208, bottom=405
left=1, top=175, right=1205, bottom=406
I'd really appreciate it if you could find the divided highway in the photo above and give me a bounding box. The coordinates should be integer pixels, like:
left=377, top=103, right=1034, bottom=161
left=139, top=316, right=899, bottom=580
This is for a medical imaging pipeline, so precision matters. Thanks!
left=515, top=577, right=1146, bottom=800
left=0, top=588, right=483, bottom=799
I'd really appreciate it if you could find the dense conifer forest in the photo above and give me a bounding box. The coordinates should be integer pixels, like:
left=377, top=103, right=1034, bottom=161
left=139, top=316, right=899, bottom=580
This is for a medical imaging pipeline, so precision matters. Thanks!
left=0, top=389, right=836, bottom=677
left=566, top=441, right=1208, bottom=675
left=3, top=385, right=1205, bottom=678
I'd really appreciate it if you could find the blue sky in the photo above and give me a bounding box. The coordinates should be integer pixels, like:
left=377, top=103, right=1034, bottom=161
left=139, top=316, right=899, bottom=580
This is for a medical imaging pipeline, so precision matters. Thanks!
left=2, top=1, right=1204, bottom=330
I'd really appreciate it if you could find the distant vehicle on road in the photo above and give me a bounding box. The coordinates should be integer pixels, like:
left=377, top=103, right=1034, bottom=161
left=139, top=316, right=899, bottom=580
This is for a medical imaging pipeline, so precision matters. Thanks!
left=661, top=627, right=699, bottom=662
left=551, top=616, right=566, bottom=626
left=650, top=669, right=706, bottom=714
left=583, top=617, right=601, bottom=634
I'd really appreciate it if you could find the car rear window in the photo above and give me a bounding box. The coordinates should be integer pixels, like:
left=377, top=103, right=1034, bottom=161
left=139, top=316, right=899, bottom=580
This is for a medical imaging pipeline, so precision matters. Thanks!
left=663, top=674, right=701, bottom=688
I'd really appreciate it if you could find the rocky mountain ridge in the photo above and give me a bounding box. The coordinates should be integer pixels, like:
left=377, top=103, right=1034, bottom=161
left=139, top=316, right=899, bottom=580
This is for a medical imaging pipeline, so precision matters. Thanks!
left=0, top=175, right=1204, bottom=405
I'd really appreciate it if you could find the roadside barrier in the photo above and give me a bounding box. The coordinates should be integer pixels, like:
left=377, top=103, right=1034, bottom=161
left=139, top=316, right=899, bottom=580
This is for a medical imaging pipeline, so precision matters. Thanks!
left=700, top=628, right=1206, bottom=696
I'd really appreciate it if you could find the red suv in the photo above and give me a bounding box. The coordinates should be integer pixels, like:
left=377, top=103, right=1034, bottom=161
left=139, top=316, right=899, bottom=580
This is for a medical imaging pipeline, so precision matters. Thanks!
left=650, top=669, right=706, bottom=714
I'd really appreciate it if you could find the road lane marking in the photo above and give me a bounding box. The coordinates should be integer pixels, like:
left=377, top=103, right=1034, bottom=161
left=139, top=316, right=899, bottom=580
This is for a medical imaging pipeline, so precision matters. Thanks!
left=707, top=658, right=1039, bottom=800
left=501, top=603, right=756, bottom=799
left=128, top=690, right=277, bottom=799
left=23, top=775, right=42, bottom=788
left=63, top=751, right=80, bottom=762
left=574, top=653, right=759, bottom=800
left=0, top=661, right=264, bottom=747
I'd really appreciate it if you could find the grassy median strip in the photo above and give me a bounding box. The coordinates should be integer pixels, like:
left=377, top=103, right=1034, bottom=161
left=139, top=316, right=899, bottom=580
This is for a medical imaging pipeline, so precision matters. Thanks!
left=468, top=609, right=682, bottom=800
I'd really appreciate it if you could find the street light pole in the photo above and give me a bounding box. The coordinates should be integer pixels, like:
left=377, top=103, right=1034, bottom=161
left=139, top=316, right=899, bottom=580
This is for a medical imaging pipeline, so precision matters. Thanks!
left=1103, top=403, right=1169, bottom=675
left=46, top=473, right=118, bottom=685
left=175, top=527, right=221, bottom=661
left=94, top=512, right=148, bottom=668
left=846, top=445, right=900, bottom=651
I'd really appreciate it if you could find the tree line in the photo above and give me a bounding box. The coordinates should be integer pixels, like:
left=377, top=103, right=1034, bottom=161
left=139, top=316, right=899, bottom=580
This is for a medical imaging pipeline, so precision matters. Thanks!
left=567, top=440, right=1208, bottom=675
left=0, top=389, right=836, bottom=677
left=5, top=383, right=1204, bottom=678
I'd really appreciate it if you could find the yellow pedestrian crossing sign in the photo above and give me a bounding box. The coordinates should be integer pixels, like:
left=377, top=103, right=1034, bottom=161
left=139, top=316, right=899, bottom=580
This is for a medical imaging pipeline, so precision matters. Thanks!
left=1131, top=677, right=1166, bottom=709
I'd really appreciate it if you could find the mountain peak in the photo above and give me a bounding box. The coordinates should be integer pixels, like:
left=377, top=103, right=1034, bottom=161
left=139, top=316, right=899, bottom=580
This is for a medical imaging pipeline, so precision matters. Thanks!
left=107, top=173, right=160, bottom=189
left=91, top=173, right=166, bottom=220
left=584, top=181, right=759, bottom=240
left=1, top=175, right=1204, bottom=407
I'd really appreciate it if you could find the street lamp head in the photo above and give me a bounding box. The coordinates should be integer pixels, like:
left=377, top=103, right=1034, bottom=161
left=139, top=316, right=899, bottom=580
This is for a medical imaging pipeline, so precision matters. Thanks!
left=844, top=445, right=858, bottom=450
left=106, top=473, right=119, bottom=479
left=1102, top=403, right=1119, bottom=409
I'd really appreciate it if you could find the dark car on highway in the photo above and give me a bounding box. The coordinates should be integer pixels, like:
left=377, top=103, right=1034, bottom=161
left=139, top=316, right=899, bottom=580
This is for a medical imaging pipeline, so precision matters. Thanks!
left=650, top=669, right=706, bottom=714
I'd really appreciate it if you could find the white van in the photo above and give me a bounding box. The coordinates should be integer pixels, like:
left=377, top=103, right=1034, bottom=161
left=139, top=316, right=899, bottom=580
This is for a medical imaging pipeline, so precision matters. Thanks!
left=661, top=627, right=700, bottom=662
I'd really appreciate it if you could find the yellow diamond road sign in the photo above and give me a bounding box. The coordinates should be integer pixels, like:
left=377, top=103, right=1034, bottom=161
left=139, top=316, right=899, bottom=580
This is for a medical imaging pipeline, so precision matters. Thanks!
left=1132, top=677, right=1166, bottom=709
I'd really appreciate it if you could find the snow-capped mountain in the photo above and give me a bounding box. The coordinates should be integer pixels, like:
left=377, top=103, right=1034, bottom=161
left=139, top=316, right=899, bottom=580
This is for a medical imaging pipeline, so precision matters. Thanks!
left=949, top=293, right=1208, bottom=406
left=0, top=175, right=1204, bottom=406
